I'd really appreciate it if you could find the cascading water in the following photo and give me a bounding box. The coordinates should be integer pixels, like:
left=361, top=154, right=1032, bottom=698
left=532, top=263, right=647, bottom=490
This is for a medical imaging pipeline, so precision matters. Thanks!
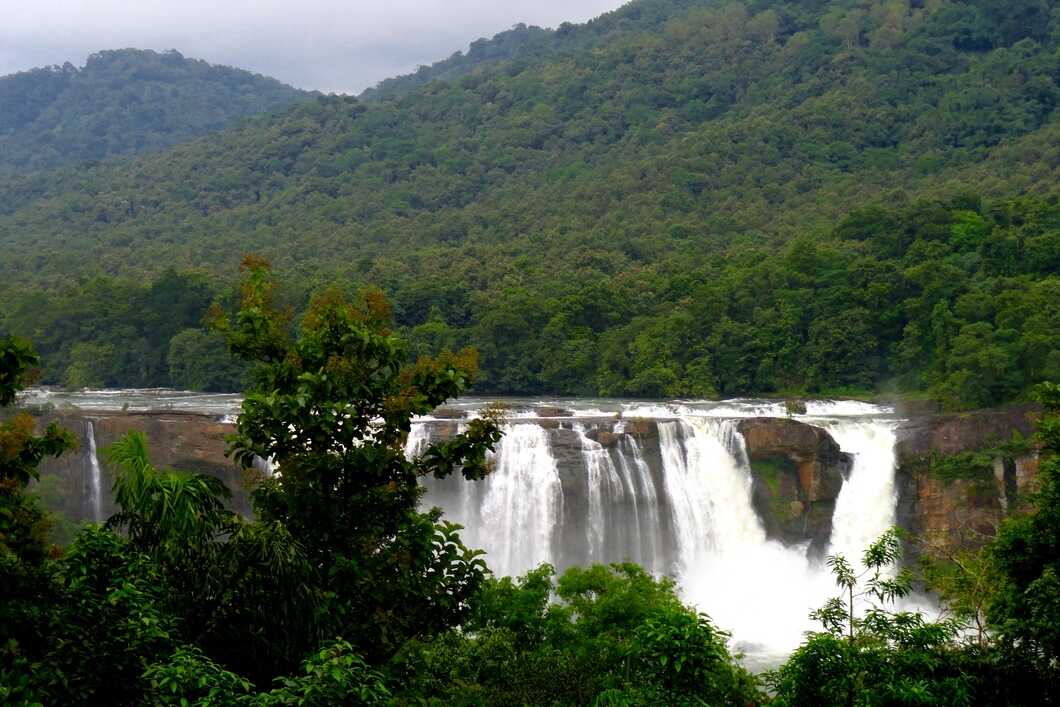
left=417, top=399, right=905, bottom=668
left=822, top=419, right=900, bottom=565
left=614, top=434, right=651, bottom=568
left=574, top=424, right=626, bottom=563
left=84, top=420, right=103, bottom=522
left=475, top=423, right=564, bottom=577
left=404, top=423, right=432, bottom=460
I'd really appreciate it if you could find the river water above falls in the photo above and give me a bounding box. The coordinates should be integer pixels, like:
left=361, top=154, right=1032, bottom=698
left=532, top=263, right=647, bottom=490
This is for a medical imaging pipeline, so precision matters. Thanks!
left=22, top=389, right=929, bottom=668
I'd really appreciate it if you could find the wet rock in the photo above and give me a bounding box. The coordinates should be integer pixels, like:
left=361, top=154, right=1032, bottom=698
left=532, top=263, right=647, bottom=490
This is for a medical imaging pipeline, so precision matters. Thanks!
left=619, top=418, right=657, bottom=438
left=35, top=411, right=252, bottom=520
left=536, top=406, right=573, bottom=418
left=431, top=407, right=466, bottom=419
left=738, top=418, right=852, bottom=556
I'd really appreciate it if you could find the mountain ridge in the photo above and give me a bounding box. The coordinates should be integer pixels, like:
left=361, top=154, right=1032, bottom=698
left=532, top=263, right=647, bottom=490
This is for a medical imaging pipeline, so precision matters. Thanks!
left=1, top=0, right=1058, bottom=403
left=0, top=48, right=313, bottom=174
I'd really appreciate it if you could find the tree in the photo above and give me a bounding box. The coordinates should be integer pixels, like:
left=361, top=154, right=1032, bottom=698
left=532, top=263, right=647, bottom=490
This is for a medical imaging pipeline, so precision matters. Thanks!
left=168, top=328, right=246, bottom=391
left=212, top=257, right=503, bottom=662
left=394, top=563, right=760, bottom=705
left=989, top=382, right=1060, bottom=698
left=770, top=530, right=978, bottom=706
left=0, top=337, right=74, bottom=702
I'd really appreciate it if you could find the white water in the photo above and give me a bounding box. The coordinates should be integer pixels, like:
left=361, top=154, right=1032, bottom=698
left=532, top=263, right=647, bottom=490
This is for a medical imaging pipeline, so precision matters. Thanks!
left=478, top=424, right=564, bottom=577
left=618, top=435, right=663, bottom=572
left=823, top=420, right=900, bottom=565
left=417, top=399, right=905, bottom=667
left=85, top=421, right=103, bottom=522
left=36, top=389, right=909, bottom=667
left=574, top=424, right=626, bottom=563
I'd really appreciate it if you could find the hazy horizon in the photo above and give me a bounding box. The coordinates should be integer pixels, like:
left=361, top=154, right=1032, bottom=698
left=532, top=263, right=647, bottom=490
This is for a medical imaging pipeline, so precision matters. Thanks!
left=0, top=0, right=627, bottom=94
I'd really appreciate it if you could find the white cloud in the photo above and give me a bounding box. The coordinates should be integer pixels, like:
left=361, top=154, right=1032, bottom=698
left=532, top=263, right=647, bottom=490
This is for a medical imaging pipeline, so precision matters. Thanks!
left=0, top=0, right=627, bottom=93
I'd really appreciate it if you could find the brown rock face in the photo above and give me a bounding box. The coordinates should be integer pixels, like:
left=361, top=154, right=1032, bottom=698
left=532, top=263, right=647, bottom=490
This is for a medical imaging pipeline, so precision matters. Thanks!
left=895, top=404, right=1042, bottom=559
left=34, top=411, right=252, bottom=522
left=738, top=418, right=852, bottom=555
left=895, top=404, right=1041, bottom=459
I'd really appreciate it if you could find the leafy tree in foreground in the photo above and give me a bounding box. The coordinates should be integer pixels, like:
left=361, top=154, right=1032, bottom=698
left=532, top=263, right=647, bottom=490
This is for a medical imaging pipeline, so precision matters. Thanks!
left=770, top=530, right=981, bottom=706
left=393, top=563, right=761, bottom=705
left=211, top=256, right=503, bottom=663
left=0, top=337, right=74, bottom=704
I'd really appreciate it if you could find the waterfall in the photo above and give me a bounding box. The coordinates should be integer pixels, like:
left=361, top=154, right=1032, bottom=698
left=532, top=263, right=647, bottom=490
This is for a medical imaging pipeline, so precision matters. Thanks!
left=617, top=435, right=662, bottom=572
left=822, top=419, right=900, bottom=567
left=574, top=425, right=626, bottom=563
left=475, top=424, right=563, bottom=577
left=413, top=399, right=902, bottom=666
left=404, top=423, right=432, bottom=460
left=252, top=455, right=277, bottom=478
left=25, top=388, right=922, bottom=668
left=85, top=421, right=103, bottom=522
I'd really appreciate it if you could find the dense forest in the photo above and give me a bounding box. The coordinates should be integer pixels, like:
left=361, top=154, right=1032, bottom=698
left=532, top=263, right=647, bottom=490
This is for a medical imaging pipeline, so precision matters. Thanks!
left=3, top=263, right=1060, bottom=703
left=1, top=0, right=1057, bottom=407
left=0, top=49, right=311, bottom=174
left=4, top=195, right=1057, bottom=409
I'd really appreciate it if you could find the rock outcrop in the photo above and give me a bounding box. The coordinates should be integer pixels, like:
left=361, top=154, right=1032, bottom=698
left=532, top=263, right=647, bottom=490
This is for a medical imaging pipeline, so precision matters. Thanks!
left=738, top=418, right=852, bottom=555
left=894, top=404, right=1042, bottom=559
left=34, top=411, right=253, bottom=521
left=27, top=401, right=1045, bottom=563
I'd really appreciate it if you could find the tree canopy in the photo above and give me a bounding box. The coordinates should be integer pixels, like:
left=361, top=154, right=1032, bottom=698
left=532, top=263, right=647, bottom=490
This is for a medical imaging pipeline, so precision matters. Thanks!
left=0, top=49, right=311, bottom=175
left=1, top=0, right=1057, bottom=407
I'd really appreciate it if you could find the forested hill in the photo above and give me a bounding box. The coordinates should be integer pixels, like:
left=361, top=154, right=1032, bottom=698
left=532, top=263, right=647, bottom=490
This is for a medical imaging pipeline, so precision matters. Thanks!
left=0, top=49, right=311, bottom=174
left=360, top=2, right=711, bottom=101
left=360, top=23, right=556, bottom=102
left=1, top=0, right=1058, bottom=405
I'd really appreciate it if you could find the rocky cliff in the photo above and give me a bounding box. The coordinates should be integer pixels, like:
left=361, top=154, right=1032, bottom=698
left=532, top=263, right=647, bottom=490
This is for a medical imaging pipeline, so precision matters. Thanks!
left=894, top=404, right=1042, bottom=558
left=26, top=403, right=1044, bottom=561
left=34, top=411, right=253, bottom=522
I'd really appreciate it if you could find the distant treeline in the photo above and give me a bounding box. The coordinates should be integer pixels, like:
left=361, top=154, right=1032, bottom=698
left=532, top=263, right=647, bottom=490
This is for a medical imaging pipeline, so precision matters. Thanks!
left=3, top=196, right=1057, bottom=409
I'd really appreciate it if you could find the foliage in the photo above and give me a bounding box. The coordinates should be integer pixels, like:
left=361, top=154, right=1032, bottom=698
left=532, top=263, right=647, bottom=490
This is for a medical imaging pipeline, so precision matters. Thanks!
left=0, top=336, right=39, bottom=406
left=921, top=547, right=1002, bottom=648
left=214, top=258, right=503, bottom=664
left=1, top=1, right=1058, bottom=408
left=987, top=382, right=1060, bottom=698
left=143, top=640, right=389, bottom=706
left=0, top=338, right=74, bottom=704
left=0, top=49, right=310, bottom=174
left=4, top=195, right=1059, bottom=410
left=0, top=268, right=247, bottom=391
left=27, top=527, right=181, bottom=705
left=106, top=430, right=236, bottom=555
left=393, top=563, right=760, bottom=705
left=100, top=428, right=322, bottom=685
left=254, top=639, right=391, bottom=706
left=772, top=529, right=984, bottom=706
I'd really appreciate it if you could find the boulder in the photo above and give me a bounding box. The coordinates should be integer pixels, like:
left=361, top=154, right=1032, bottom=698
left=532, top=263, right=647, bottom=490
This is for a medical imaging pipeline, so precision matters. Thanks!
left=738, top=418, right=852, bottom=555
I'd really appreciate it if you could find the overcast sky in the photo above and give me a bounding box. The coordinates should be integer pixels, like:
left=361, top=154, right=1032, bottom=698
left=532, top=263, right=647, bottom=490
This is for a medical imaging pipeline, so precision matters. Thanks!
left=0, top=0, right=628, bottom=94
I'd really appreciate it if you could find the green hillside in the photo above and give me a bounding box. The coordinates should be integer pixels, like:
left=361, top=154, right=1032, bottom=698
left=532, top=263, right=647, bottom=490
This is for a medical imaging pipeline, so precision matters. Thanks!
left=0, top=49, right=311, bottom=174
left=1, top=0, right=1057, bottom=405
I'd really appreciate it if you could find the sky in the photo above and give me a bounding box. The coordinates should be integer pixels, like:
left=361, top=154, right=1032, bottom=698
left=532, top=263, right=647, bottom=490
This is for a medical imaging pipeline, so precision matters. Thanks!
left=0, top=0, right=628, bottom=94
